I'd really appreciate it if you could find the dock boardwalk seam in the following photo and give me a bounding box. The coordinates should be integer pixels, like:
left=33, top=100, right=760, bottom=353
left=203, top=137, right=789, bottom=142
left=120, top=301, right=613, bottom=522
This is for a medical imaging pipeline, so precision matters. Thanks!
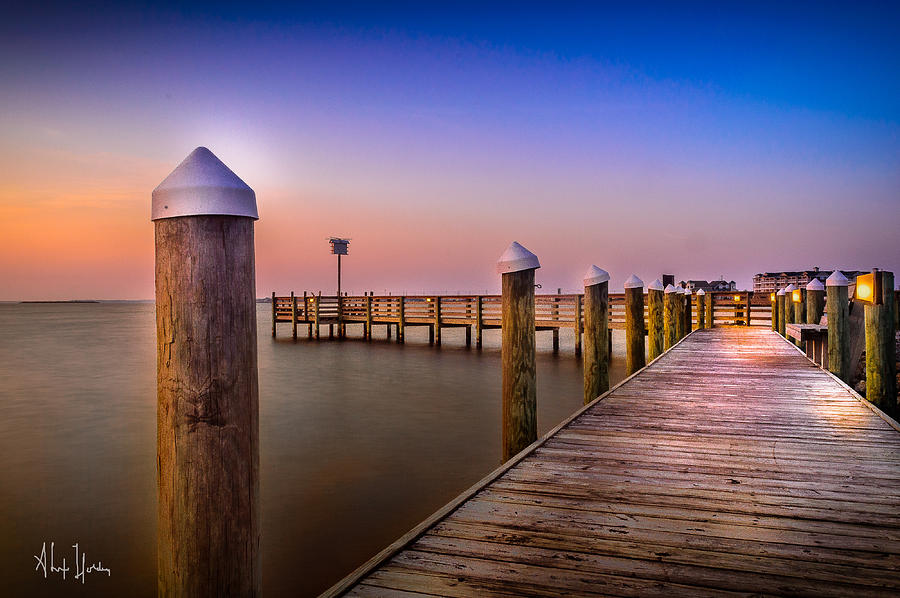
left=318, top=331, right=697, bottom=598
left=322, top=327, right=900, bottom=597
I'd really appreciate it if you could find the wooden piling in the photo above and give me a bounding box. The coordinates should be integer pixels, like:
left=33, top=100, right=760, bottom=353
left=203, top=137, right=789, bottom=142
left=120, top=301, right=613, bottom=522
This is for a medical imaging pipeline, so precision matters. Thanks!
left=434, top=296, right=442, bottom=346
left=793, top=288, right=806, bottom=346
left=770, top=292, right=777, bottom=330
left=705, top=290, right=714, bottom=328
left=806, top=279, right=825, bottom=325
left=574, top=295, right=583, bottom=356
left=583, top=266, right=610, bottom=404
left=776, top=289, right=786, bottom=336
left=684, top=289, right=693, bottom=334
left=552, top=297, right=560, bottom=352
left=365, top=295, right=373, bottom=340
left=784, top=284, right=796, bottom=331
left=826, top=272, right=850, bottom=381
left=314, top=294, right=321, bottom=339
left=398, top=297, right=406, bottom=343
left=745, top=291, right=752, bottom=326
left=674, top=287, right=686, bottom=340
left=291, top=292, right=297, bottom=339
left=152, top=147, right=259, bottom=596
left=696, top=289, right=706, bottom=329
left=304, top=291, right=311, bottom=338
left=271, top=291, right=276, bottom=337
left=865, top=270, right=896, bottom=413
left=647, top=279, right=664, bottom=360
left=664, top=284, right=678, bottom=350
left=476, top=296, right=483, bottom=348
left=498, top=242, right=540, bottom=462
left=624, top=275, right=645, bottom=375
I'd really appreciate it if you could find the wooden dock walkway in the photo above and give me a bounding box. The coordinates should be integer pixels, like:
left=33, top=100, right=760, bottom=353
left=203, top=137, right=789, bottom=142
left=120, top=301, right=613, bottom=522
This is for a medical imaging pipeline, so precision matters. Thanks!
left=324, top=327, right=900, bottom=597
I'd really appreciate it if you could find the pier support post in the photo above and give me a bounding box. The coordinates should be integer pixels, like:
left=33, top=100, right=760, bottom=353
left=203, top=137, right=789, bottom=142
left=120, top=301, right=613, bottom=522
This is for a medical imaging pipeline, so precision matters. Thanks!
left=152, top=147, right=260, bottom=596
left=706, top=291, right=714, bottom=328
left=865, top=270, right=896, bottom=413
left=793, top=288, right=806, bottom=346
left=664, top=284, right=678, bottom=350
left=826, top=272, right=850, bottom=381
left=291, top=292, right=297, bottom=339
left=434, top=296, right=442, bottom=346
left=583, top=266, right=610, bottom=404
left=574, top=294, right=583, bottom=356
left=647, top=279, right=664, bottom=360
left=314, top=294, right=321, bottom=339
left=551, top=297, right=560, bottom=352
left=806, top=279, right=825, bottom=324
left=624, top=275, right=645, bottom=375
left=746, top=292, right=753, bottom=326
left=365, top=295, right=372, bottom=340
left=770, top=292, right=777, bottom=330
left=498, top=242, right=540, bottom=462
left=674, top=286, right=685, bottom=340
left=696, top=289, right=706, bottom=329
left=684, top=288, right=693, bottom=334
left=784, top=284, right=796, bottom=333
left=304, top=291, right=312, bottom=338
left=777, top=288, right=786, bottom=336
left=465, top=325, right=472, bottom=347
left=398, top=297, right=406, bottom=343
left=476, top=296, right=483, bottom=349
left=271, top=291, right=276, bottom=337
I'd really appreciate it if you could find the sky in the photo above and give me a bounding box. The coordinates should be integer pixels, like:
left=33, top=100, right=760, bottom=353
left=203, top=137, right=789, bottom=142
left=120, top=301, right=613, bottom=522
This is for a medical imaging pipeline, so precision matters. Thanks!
left=1, top=1, right=898, bottom=300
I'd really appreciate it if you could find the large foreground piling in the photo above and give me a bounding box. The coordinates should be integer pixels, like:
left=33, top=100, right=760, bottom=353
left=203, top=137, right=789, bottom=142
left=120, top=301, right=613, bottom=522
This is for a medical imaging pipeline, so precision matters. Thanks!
left=696, top=289, right=706, bottom=329
left=583, top=266, right=610, bottom=404
left=152, top=147, right=260, bottom=596
left=624, top=275, right=645, bottom=375
left=647, top=279, right=664, bottom=360
left=864, top=270, right=896, bottom=412
left=806, top=278, right=825, bottom=324
left=826, top=271, right=850, bottom=381
left=498, top=242, right=540, bottom=461
left=664, top=284, right=678, bottom=350
left=776, top=288, right=786, bottom=336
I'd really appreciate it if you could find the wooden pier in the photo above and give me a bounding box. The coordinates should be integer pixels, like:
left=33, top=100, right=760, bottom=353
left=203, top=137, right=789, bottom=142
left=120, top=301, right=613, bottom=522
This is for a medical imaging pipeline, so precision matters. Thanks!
left=324, top=327, right=900, bottom=597
left=273, top=291, right=767, bottom=352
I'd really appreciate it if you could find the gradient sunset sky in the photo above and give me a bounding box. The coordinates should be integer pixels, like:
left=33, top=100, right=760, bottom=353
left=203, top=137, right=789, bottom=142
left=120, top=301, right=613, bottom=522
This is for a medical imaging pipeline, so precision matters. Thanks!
left=1, top=2, right=897, bottom=300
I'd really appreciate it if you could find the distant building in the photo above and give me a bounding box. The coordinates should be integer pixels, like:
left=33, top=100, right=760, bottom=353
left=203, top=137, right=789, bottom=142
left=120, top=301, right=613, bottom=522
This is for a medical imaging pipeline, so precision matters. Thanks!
left=752, top=268, right=866, bottom=294
left=680, top=279, right=737, bottom=292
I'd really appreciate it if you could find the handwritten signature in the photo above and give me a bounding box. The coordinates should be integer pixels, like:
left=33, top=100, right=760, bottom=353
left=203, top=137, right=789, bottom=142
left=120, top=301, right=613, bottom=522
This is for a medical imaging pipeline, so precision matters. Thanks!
left=34, top=541, right=111, bottom=583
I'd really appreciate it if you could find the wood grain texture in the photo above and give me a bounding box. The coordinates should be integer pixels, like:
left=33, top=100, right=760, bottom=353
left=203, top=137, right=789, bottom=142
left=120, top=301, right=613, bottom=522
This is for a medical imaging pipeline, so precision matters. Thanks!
left=647, top=288, right=664, bottom=361
left=865, top=271, right=896, bottom=414
left=155, top=216, right=259, bottom=597
left=705, top=292, right=714, bottom=329
left=664, top=292, right=678, bottom=350
left=793, top=289, right=806, bottom=346
left=777, top=294, right=786, bottom=337
left=583, top=281, right=610, bottom=404
left=624, top=286, right=645, bottom=375
left=331, top=327, right=900, bottom=598
left=808, top=288, right=825, bottom=325
left=697, top=294, right=706, bottom=330
left=827, top=285, right=850, bottom=381
left=501, top=269, right=537, bottom=462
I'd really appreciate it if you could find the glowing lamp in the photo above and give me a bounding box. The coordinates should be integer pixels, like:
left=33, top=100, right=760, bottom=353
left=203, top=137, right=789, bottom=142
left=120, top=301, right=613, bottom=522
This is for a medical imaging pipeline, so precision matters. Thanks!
left=855, top=270, right=882, bottom=306
left=792, top=289, right=801, bottom=303
left=733, top=295, right=740, bottom=302
left=426, top=298, right=433, bottom=303
left=770, top=293, right=775, bottom=302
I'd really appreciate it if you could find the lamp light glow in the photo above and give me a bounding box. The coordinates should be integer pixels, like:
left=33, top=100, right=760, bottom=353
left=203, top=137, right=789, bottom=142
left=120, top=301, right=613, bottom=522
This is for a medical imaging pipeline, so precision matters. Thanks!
left=792, top=289, right=801, bottom=303
left=733, top=295, right=740, bottom=302
left=854, top=270, right=883, bottom=306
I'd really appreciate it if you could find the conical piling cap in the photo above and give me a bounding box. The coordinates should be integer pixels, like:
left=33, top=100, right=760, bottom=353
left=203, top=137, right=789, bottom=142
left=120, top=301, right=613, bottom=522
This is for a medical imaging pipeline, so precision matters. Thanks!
left=152, top=147, right=258, bottom=220
left=664, top=284, right=677, bottom=294
left=583, top=265, right=610, bottom=286
left=675, top=286, right=685, bottom=294
left=648, top=278, right=664, bottom=291
left=623, top=274, right=643, bottom=289
left=784, top=283, right=797, bottom=292
left=684, top=287, right=692, bottom=295
left=826, top=271, right=849, bottom=287
left=776, top=288, right=786, bottom=296
left=497, top=241, right=540, bottom=274
left=806, top=278, right=825, bottom=291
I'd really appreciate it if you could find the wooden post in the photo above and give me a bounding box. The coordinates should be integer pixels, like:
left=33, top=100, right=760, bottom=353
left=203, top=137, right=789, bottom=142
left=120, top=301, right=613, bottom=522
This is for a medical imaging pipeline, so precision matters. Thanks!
left=271, top=291, right=276, bottom=337
left=865, top=270, right=896, bottom=412
left=647, top=279, right=664, bottom=360
left=304, top=291, right=311, bottom=338
left=475, top=295, right=483, bottom=348
left=684, top=289, right=693, bottom=334
left=465, top=325, right=472, bottom=347
left=498, top=242, right=539, bottom=462
left=398, top=296, right=405, bottom=343
left=365, top=295, right=373, bottom=340
left=314, top=294, right=321, bottom=339
left=706, top=290, right=714, bottom=328
left=674, top=286, right=685, bottom=340
left=745, top=291, right=752, bottom=326
left=793, top=288, right=806, bottom=346
left=152, top=147, right=259, bottom=596
left=784, top=284, right=796, bottom=331
left=624, top=275, right=645, bottom=375
left=664, top=284, right=678, bottom=350
left=776, top=289, right=785, bottom=336
left=583, top=266, right=610, bottom=404
left=806, top=278, right=825, bottom=324
left=551, top=297, right=560, bottom=352
left=291, top=292, right=297, bottom=339
left=434, top=296, right=442, bottom=346
left=696, top=289, right=706, bottom=329
left=337, top=295, right=344, bottom=339
left=574, top=294, right=583, bottom=356
left=770, top=291, right=777, bottom=331
left=826, top=272, right=850, bottom=381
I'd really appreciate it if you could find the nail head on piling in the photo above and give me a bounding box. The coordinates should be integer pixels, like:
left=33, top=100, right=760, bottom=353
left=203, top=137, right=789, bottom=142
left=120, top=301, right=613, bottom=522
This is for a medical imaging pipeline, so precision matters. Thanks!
left=151, top=146, right=258, bottom=221
left=496, top=241, right=541, bottom=274
left=583, top=265, right=610, bottom=286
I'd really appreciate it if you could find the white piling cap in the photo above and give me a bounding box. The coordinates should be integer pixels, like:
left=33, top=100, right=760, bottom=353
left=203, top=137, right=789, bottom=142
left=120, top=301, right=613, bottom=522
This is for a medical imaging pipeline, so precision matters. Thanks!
left=806, top=278, right=825, bottom=291
left=684, top=288, right=692, bottom=295
left=696, top=289, right=705, bottom=295
left=776, top=288, right=786, bottom=296
left=496, top=241, right=540, bottom=274
left=647, top=278, right=664, bottom=291
left=583, top=265, right=610, bottom=286
left=623, top=275, right=643, bottom=289
left=664, top=284, right=678, bottom=294
left=152, top=147, right=258, bottom=221
left=784, top=283, right=797, bottom=292
left=675, top=286, right=685, bottom=294
left=826, top=270, right=849, bottom=286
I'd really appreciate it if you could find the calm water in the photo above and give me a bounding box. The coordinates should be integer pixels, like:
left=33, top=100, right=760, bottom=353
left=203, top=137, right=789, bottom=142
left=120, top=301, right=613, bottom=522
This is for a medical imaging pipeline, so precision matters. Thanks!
left=0, top=302, right=629, bottom=596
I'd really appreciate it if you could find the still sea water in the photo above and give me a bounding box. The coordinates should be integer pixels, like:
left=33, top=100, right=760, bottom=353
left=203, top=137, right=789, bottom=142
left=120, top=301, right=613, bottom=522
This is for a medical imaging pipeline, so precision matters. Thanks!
left=0, top=302, right=630, bottom=596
